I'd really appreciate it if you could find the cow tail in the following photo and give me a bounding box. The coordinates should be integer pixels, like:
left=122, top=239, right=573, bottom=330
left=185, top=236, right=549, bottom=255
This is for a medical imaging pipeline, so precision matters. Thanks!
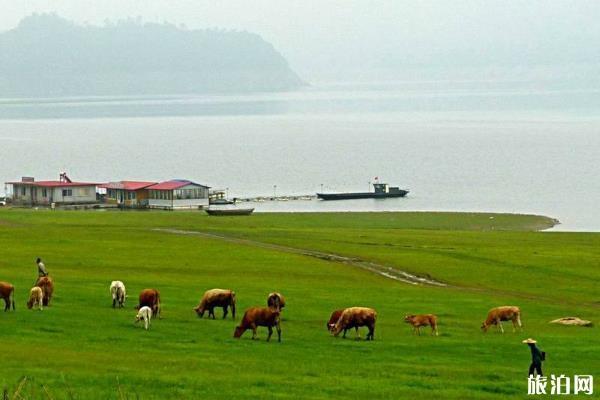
left=231, top=291, right=236, bottom=319
left=157, top=293, right=161, bottom=319
left=518, top=310, right=523, bottom=328
left=11, top=287, right=15, bottom=310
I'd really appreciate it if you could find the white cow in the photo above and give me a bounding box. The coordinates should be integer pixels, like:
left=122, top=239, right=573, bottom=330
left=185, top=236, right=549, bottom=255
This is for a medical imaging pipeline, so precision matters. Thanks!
left=135, top=306, right=153, bottom=330
left=110, top=281, right=126, bottom=308
left=27, top=286, right=44, bottom=310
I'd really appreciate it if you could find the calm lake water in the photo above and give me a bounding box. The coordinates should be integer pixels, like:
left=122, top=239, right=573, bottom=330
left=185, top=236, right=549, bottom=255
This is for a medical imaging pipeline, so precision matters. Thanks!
left=1, top=81, right=599, bottom=231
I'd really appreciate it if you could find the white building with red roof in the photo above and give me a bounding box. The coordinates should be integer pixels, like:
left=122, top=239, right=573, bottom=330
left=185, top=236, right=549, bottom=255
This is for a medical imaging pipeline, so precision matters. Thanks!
left=146, top=179, right=210, bottom=209
left=6, top=173, right=99, bottom=206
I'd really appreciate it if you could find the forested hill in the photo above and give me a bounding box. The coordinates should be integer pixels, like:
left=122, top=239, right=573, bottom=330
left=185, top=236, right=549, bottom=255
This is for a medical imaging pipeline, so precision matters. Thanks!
left=0, top=14, right=305, bottom=97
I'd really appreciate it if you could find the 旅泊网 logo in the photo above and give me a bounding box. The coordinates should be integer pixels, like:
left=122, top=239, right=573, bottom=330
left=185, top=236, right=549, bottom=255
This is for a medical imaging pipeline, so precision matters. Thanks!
left=528, top=374, right=594, bottom=395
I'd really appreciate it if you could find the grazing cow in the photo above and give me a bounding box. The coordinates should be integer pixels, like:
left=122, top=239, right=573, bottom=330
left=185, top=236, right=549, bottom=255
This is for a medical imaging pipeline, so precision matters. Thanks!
left=481, top=306, right=522, bottom=333
left=27, top=287, right=44, bottom=311
left=110, top=281, right=126, bottom=308
left=404, top=314, right=439, bottom=336
left=35, top=276, right=53, bottom=306
left=0, top=281, right=15, bottom=312
left=194, top=288, right=236, bottom=319
left=331, top=307, right=377, bottom=340
left=327, top=309, right=359, bottom=335
left=267, top=292, right=286, bottom=311
left=233, top=307, right=281, bottom=342
left=137, top=289, right=161, bottom=319
left=135, top=306, right=153, bottom=330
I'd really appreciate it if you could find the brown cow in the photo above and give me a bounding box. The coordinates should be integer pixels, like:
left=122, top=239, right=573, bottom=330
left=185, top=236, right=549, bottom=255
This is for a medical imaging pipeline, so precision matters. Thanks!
left=327, top=308, right=359, bottom=336
left=137, top=289, right=161, bottom=319
left=233, top=307, right=281, bottom=342
left=267, top=292, right=286, bottom=311
left=331, top=307, right=377, bottom=340
left=481, top=306, right=522, bottom=333
left=35, top=276, right=54, bottom=306
left=194, top=289, right=236, bottom=319
left=0, top=281, right=15, bottom=311
left=404, top=314, right=439, bottom=336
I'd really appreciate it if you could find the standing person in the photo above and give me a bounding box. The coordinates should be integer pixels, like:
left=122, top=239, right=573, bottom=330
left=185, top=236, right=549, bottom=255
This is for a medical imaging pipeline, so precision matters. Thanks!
left=36, top=257, right=48, bottom=277
left=523, top=338, right=544, bottom=376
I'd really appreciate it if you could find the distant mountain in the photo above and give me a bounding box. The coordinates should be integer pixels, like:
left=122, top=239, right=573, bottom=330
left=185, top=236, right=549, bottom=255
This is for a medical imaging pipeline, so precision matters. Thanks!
left=0, top=14, right=305, bottom=97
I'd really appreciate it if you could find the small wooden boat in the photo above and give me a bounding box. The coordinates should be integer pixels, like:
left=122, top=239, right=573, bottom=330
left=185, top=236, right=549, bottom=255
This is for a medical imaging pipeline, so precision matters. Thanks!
left=205, top=208, right=254, bottom=216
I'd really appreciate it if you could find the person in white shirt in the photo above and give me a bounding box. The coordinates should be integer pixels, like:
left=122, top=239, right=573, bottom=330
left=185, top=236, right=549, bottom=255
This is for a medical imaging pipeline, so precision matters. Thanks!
left=36, top=258, right=48, bottom=277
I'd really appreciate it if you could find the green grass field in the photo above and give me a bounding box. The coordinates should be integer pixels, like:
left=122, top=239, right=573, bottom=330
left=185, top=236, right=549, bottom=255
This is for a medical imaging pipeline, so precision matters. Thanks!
left=0, top=209, right=598, bottom=399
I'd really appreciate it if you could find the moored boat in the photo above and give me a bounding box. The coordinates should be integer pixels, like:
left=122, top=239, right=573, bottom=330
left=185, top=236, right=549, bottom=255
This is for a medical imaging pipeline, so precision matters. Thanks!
left=317, top=183, right=408, bottom=201
left=209, top=190, right=234, bottom=205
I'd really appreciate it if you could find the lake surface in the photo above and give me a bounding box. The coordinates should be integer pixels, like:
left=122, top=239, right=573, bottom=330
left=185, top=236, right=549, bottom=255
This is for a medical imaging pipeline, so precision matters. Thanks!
left=1, top=80, right=599, bottom=231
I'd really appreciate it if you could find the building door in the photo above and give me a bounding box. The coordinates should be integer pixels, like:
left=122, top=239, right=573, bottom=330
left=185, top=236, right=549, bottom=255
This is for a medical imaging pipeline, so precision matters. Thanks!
left=31, top=187, right=37, bottom=205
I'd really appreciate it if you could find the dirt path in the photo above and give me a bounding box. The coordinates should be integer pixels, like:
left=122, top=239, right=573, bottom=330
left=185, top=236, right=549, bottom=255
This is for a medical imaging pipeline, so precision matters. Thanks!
left=152, top=228, right=448, bottom=287
left=153, top=228, right=598, bottom=309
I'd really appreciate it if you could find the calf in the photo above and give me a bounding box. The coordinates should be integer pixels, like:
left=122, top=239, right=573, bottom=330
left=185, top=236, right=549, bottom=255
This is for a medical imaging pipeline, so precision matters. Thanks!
left=137, top=289, right=161, bottom=319
left=267, top=292, right=286, bottom=311
left=0, top=281, right=15, bottom=311
left=110, top=281, right=126, bottom=308
left=404, top=314, right=439, bottom=336
left=233, top=307, right=281, bottom=342
left=27, top=287, right=44, bottom=311
left=135, top=306, right=153, bottom=330
left=194, top=288, right=236, bottom=319
left=481, top=306, right=522, bottom=333
left=35, top=276, right=53, bottom=306
left=331, top=307, right=377, bottom=340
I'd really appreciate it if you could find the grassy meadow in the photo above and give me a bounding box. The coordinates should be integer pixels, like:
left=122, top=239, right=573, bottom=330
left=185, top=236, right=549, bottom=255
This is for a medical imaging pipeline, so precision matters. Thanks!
left=0, top=209, right=598, bottom=399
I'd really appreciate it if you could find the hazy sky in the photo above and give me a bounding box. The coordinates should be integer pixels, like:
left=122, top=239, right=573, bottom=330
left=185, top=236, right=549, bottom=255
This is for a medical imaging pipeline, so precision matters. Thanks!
left=2, top=1, right=599, bottom=80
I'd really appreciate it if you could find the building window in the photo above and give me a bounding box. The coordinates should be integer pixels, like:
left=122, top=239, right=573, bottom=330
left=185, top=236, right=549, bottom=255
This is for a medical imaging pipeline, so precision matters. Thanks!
left=42, top=188, right=47, bottom=197
left=21, top=187, right=26, bottom=196
left=62, top=189, right=73, bottom=197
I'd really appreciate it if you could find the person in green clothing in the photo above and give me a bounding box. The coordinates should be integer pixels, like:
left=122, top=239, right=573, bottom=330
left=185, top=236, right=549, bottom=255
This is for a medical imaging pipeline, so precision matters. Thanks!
left=523, top=338, right=544, bottom=376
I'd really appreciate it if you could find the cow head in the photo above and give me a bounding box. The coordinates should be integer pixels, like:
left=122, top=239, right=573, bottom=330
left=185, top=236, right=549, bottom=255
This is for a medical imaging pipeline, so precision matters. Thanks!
left=194, top=305, right=205, bottom=317
left=135, top=308, right=147, bottom=323
left=404, top=315, right=415, bottom=323
left=268, top=294, right=281, bottom=311
left=480, top=322, right=489, bottom=332
left=27, top=298, right=34, bottom=309
left=233, top=326, right=244, bottom=338
left=331, top=321, right=345, bottom=337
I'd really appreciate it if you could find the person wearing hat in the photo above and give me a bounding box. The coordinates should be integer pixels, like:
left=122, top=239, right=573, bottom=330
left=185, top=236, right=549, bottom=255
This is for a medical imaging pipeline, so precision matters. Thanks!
left=523, top=338, right=544, bottom=376
left=36, top=257, right=48, bottom=278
